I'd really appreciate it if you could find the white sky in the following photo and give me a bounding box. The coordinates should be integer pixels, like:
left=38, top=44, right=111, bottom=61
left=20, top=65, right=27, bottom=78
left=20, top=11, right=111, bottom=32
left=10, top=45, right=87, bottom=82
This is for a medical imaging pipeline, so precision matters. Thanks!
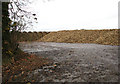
left=25, top=0, right=120, bottom=32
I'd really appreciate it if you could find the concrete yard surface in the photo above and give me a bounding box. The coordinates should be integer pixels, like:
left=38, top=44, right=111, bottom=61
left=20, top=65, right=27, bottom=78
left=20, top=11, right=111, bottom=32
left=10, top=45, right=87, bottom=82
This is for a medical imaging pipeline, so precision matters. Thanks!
left=19, top=42, right=119, bottom=82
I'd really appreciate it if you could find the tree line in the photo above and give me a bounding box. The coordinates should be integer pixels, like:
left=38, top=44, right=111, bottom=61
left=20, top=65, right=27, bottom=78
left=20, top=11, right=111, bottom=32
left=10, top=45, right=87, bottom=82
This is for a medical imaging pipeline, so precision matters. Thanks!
left=12, top=31, right=49, bottom=42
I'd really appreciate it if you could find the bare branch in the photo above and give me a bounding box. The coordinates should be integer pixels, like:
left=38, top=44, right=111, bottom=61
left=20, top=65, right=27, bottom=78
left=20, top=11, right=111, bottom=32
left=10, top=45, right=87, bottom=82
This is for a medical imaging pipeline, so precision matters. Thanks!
left=9, top=0, right=37, bottom=31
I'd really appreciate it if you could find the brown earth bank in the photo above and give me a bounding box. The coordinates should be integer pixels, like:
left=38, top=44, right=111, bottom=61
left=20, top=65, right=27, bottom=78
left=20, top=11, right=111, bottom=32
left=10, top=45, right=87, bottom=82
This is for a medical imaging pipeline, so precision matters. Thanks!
left=38, top=29, right=120, bottom=45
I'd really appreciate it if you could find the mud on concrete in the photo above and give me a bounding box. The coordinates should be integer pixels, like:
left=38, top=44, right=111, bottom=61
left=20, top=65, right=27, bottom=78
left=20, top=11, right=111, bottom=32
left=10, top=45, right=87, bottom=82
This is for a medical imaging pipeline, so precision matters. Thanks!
left=19, top=42, right=119, bottom=82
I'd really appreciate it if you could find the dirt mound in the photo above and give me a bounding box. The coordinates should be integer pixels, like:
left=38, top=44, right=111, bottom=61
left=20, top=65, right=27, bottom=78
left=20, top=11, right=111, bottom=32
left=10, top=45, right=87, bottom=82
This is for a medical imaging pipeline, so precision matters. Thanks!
left=38, top=29, right=120, bottom=45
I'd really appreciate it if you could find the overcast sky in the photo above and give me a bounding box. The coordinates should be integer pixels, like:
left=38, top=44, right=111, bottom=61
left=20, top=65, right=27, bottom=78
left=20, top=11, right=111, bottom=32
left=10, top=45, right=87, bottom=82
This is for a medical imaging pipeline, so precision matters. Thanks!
left=25, top=0, right=119, bottom=32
